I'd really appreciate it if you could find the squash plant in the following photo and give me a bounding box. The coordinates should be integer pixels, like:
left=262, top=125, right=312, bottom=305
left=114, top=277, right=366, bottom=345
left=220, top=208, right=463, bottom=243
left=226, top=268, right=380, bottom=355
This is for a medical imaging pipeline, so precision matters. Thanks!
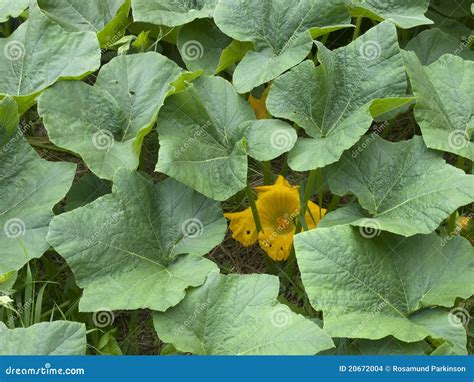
left=0, top=0, right=473, bottom=356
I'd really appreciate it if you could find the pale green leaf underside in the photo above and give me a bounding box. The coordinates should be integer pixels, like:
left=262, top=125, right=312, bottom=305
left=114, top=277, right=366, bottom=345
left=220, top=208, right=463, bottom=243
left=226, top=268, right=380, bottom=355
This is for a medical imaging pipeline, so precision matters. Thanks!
left=0, top=2, right=100, bottom=103
left=153, top=272, right=334, bottom=355
left=294, top=225, right=473, bottom=350
left=0, top=321, right=87, bottom=355
left=214, top=0, right=351, bottom=93
left=0, top=0, right=28, bottom=22
left=324, top=135, right=474, bottom=236
left=37, top=0, right=131, bottom=46
left=349, top=0, right=433, bottom=29
left=267, top=21, right=407, bottom=171
left=132, top=0, right=217, bottom=27
left=38, top=52, right=186, bottom=180
left=403, top=51, right=474, bottom=161
left=156, top=76, right=252, bottom=201
left=0, top=97, right=76, bottom=275
left=47, top=169, right=224, bottom=312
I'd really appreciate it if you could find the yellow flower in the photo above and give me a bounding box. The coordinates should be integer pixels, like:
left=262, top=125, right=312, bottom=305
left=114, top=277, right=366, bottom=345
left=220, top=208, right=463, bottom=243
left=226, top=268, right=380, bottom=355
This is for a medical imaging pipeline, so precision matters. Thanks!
left=224, top=176, right=326, bottom=261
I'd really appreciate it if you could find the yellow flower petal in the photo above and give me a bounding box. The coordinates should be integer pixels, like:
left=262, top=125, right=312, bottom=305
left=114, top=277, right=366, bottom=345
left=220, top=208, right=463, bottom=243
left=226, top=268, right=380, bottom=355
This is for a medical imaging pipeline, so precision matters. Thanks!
left=259, top=231, right=293, bottom=261
left=224, top=208, right=258, bottom=247
left=305, top=200, right=327, bottom=230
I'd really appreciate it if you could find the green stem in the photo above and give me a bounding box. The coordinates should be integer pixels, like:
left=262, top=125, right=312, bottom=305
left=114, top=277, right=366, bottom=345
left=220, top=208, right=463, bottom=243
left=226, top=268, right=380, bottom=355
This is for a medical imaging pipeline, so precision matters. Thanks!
left=280, top=154, right=290, bottom=177
left=262, top=161, right=274, bottom=185
left=447, top=211, right=458, bottom=234
left=316, top=167, right=324, bottom=220
left=27, top=139, right=79, bottom=156
left=295, top=169, right=318, bottom=233
left=352, top=17, right=363, bottom=40
left=245, top=184, right=262, bottom=233
left=327, top=194, right=342, bottom=212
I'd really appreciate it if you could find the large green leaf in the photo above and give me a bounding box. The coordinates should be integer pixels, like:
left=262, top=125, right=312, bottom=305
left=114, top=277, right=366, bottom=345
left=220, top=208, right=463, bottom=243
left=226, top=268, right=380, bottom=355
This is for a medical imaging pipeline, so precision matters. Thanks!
left=294, top=225, right=473, bottom=351
left=404, top=29, right=474, bottom=65
left=0, top=321, right=87, bottom=355
left=177, top=19, right=231, bottom=75
left=0, top=1, right=100, bottom=113
left=47, top=169, right=224, bottom=312
left=322, top=135, right=474, bottom=236
left=267, top=21, right=407, bottom=171
left=0, top=97, right=76, bottom=276
left=153, top=272, right=334, bottom=355
left=132, top=0, right=218, bottom=27
left=156, top=76, right=294, bottom=201
left=0, top=0, right=28, bottom=22
left=37, top=0, right=131, bottom=46
left=214, top=0, right=352, bottom=93
left=349, top=0, right=433, bottom=28
left=402, top=51, right=474, bottom=160
left=38, top=52, right=187, bottom=181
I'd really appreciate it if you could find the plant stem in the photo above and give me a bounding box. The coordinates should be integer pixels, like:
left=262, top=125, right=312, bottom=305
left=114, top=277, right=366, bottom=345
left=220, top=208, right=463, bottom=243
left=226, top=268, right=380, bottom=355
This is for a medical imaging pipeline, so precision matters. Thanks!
left=262, top=161, right=274, bottom=185
left=295, top=169, right=318, bottom=233
left=327, top=194, right=342, bottom=212
left=27, top=138, right=79, bottom=157
left=352, top=17, right=363, bottom=40
left=447, top=211, right=458, bottom=234
left=245, top=184, right=262, bottom=232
